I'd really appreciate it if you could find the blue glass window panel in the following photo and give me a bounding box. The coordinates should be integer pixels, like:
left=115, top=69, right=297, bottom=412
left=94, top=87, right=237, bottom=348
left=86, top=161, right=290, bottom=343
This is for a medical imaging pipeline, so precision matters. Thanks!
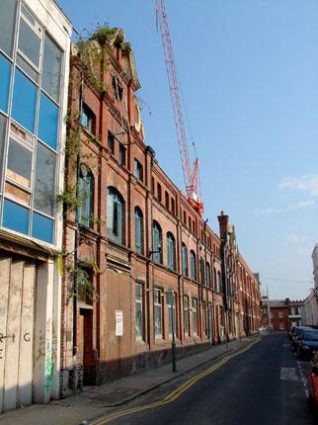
left=0, top=115, right=6, bottom=189
left=32, top=212, right=53, bottom=243
left=12, top=69, right=36, bottom=133
left=38, top=93, right=59, bottom=149
left=0, top=0, right=18, bottom=57
left=3, top=199, right=29, bottom=234
left=42, top=35, right=62, bottom=103
left=18, top=19, right=41, bottom=68
left=34, top=142, right=56, bottom=216
left=0, top=54, right=11, bottom=113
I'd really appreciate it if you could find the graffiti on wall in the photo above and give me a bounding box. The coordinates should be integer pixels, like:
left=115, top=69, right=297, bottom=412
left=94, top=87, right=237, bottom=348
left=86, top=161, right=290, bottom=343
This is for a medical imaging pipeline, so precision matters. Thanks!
left=0, top=333, right=31, bottom=359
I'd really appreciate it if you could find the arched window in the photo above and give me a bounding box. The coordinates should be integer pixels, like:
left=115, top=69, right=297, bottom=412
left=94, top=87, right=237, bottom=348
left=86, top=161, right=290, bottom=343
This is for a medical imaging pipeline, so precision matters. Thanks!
left=213, top=268, right=217, bottom=291
left=78, top=164, right=93, bottom=228
left=181, top=243, right=188, bottom=276
left=190, top=250, right=196, bottom=280
left=200, top=258, right=205, bottom=285
left=134, top=207, right=143, bottom=255
left=167, top=232, right=176, bottom=270
left=206, top=262, right=211, bottom=287
left=152, top=221, right=162, bottom=264
left=107, top=187, right=125, bottom=244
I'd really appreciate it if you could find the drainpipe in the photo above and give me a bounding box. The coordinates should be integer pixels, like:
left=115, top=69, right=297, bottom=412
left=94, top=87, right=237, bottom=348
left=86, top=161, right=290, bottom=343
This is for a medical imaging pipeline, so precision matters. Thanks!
left=145, top=146, right=155, bottom=350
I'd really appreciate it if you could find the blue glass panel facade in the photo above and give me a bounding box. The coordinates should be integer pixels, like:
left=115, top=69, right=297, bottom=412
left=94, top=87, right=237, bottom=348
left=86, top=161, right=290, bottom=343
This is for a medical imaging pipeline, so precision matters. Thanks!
left=12, top=69, right=36, bottom=133
left=32, top=212, right=53, bottom=243
left=0, top=54, right=11, bottom=113
left=0, top=5, right=64, bottom=246
left=38, top=93, right=58, bottom=149
left=3, top=199, right=29, bottom=234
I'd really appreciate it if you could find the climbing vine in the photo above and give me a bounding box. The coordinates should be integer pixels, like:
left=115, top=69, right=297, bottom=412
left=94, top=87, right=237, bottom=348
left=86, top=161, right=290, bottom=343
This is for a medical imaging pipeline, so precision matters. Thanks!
left=57, top=25, right=118, bottom=299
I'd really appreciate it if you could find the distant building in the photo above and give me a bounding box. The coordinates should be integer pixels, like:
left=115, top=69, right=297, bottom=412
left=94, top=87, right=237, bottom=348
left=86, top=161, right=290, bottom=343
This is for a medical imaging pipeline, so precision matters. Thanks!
left=302, top=245, right=318, bottom=327
left=0, top=0, right=71, bottom=412
left=261, top=299, right=303, bottom=332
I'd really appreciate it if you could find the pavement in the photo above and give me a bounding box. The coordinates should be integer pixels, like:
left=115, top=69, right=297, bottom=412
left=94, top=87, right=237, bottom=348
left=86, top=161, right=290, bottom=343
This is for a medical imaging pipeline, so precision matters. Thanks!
left=0, top=335, right=259, bottom=425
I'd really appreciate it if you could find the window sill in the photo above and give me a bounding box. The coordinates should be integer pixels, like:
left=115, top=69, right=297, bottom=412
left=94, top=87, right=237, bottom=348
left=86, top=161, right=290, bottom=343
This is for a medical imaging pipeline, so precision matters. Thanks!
left=81, top=126, right=99, bottom=144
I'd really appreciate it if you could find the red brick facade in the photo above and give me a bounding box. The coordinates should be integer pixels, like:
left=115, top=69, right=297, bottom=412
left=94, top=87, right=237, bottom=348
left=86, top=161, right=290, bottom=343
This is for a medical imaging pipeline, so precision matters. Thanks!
left=60, top=30, right=261, bottom=392
left=261, top=299, right=303, bottom=332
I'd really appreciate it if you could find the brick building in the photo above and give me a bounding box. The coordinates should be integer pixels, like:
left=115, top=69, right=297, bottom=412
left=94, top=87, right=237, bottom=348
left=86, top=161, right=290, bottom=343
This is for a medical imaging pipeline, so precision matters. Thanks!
left=60, top=28, right=260, bottom=392
left=261, top=299, right=303, bottom=332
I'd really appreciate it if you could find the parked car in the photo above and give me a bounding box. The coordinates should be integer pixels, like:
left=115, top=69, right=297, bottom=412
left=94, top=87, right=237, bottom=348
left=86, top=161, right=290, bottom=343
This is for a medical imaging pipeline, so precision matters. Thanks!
left=297, top=330, right=318, bottom=359
left=307, top=353, right=318, bottom=410
left=287, top=326, right=296, bottom=339
left=291, top=326, right=311, bottom=349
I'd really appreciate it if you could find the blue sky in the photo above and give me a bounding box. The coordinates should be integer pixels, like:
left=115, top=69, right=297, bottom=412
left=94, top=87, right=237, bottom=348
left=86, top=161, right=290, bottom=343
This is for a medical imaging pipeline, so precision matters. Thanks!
left=57, top=0, right=318, bottom=300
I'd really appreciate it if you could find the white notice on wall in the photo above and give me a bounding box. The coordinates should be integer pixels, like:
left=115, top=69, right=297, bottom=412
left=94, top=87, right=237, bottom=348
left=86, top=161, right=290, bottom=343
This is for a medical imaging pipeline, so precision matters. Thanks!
left=115, top=310, right=123, bottom=336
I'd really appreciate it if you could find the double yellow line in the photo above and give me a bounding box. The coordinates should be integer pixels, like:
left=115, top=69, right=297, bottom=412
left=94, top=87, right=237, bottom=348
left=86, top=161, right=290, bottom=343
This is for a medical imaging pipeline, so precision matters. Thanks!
left=91, top=338, right=260, bottom=425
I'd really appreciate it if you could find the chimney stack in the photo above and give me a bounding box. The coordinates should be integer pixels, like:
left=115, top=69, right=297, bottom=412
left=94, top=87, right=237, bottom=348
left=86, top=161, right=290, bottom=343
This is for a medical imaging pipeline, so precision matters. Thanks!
left=218, top=210, right=229, bottom=239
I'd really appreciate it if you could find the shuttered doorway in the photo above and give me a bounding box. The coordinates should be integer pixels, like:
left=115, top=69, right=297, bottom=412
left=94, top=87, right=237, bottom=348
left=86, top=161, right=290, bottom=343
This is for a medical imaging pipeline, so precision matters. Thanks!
left=0, top=255, right=36, bottom=412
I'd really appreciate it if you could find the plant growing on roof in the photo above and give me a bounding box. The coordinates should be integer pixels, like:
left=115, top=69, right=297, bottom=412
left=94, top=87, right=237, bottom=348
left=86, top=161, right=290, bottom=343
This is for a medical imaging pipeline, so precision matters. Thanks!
left=90, top=25, right=118, bottom=45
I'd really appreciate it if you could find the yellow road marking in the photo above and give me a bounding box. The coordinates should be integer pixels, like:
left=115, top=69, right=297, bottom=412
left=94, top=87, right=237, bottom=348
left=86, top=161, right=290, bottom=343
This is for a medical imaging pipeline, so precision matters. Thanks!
left=91, top=338, right=260, bottom=425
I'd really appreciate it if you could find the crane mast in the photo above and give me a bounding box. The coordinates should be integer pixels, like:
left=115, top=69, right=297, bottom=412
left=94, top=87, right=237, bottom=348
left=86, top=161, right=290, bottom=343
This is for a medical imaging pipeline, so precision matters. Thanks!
left=156, top=0, right=203, bottom=215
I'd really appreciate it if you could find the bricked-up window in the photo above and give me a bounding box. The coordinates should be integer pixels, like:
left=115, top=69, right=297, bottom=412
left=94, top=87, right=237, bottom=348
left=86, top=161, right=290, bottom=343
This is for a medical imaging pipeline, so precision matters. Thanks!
left=190, top=250, right=196, bottom=280
left=167, top=291, right=177, bottom=337
left=183, top=295, right=190, bottom=336
left=217, top=271, right=222, bottom=293
left=154, top=288, right=163, bottom=338
left=119, top=143, right=126, bottom=166
left=151, top=177, right=155, bottom=194
left=152, top=221, right=162, bottom=264
left=200, top=258, right=205, bottom=285
left=112, top=76, right=123, bottom=100
left=107, top=131, right=115, bottom=154
left=191, top=298, right=198, bottom=335
left=202, top=301, right=207, bottom=335
left=81, top=103, right=95, bottom=134
left=165, top=191, right=169, bottom=210
left=134, top=159, right=143, bottom=181
left=167, top=232, right=176, bottom=271
left=157, top=183, right=162, bottom=202
left=78, top=164, right=93, bottom=228
left=107, top=187, right=125, bottom=245
left=181, top=243, right=188, bottom=276
left=134, top=207, right=143, bottom=255
left=135, top=282, right=144, bottom=340
left=205, top=262, right=211, bottom=287
left=171, top=197, right=175, bottom=215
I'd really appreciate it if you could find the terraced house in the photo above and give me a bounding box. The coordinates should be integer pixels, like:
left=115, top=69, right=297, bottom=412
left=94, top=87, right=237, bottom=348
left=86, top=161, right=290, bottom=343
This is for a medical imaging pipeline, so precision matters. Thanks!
left=0, top=0, right=72, bottom=412
left=60, top=28, right=261, bottom=393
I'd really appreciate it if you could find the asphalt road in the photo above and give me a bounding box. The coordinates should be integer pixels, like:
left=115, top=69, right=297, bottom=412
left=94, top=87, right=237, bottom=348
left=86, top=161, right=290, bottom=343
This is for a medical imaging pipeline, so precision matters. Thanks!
left=104, top=334, right=314, bottom=425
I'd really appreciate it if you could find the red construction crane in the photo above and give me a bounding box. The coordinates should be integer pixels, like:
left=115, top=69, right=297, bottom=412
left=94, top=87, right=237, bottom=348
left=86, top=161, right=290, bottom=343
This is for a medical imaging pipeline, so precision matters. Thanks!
left=156, top=0, right=204, bottom=215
